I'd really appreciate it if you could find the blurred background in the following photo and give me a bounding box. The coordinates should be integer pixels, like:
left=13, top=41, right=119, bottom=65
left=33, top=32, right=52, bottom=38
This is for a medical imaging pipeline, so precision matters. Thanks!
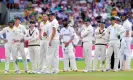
left=0, top=0, right=133, bottom=45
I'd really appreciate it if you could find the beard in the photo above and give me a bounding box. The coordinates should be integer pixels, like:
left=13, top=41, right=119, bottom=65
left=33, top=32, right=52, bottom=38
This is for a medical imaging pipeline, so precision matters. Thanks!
left=63, top=24, right=68, bottom=27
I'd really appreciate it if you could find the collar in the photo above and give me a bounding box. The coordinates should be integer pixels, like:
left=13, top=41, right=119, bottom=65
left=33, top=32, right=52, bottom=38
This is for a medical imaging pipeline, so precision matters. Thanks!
left=30, top=27, right=35, bottom=31
left=9, top=26, right=13, bottom=30
left=14, top=24, right=21, bottom=28
left=111, top=23, right=117, bottom=27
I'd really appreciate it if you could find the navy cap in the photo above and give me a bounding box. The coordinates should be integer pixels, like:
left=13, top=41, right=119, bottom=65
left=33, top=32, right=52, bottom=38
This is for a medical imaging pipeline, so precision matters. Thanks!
left=115, top=16, right=121, bottom=21
left=48, top=13, right=56, bottom=16
left=63, top=18, right=69, bottom=22
left=121, top=13, right=127, bottom=16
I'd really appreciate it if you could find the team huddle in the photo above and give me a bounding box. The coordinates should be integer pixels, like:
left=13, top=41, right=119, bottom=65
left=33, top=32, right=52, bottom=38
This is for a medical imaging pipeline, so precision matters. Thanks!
left=0, top=13, right=132, bottom=74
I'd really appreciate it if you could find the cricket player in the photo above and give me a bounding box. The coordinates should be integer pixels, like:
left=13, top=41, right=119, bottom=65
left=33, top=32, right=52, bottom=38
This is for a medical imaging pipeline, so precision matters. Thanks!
left=44, top=13, right=59, bottom=74
left=25, top=20, right=39, bottom=74
left=60, top=18, right=77, bottom=72
left=120, top=31, right=132, bottom=70
left=81, top=18, right=93, bottom=72
left=93, top=21, right=107, bottom=72
left=0, top=20, right=14, bottom=74
left=121, top=13, right=132, bottom=70
left=38, top=14, right=51, bottom=74
left=106, top=17, right=125, bottom=72
left=115, top=16, right=125, bottom=70
left=11, top=17, right=29, bottom=74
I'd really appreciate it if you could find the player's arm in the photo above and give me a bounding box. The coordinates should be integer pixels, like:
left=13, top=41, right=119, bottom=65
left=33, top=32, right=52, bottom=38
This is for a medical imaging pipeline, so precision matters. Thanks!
left=0, top=28, right=8, bottom=43
left=22, top=25, right=27, bottom=35
left=95, top=29, right=102, bottom=38
left=50, top=27, right=56, bottom=41
left=29, top=29, right=39, bottom=41
left=59, top=29, right=64, bottom=43
left=0, top=28, right=6, bottom=36
left=68, top=27, right=75, bottom=43
left=81, top=26, right=93, bottom=38
left=23, top=30, right=32, bottom=41
left=39, top=23, right=43, bottom=39
left=101, top=29, right=108, bottom=40
left=117, top=26, right=125, bottom=37
left=49, top=23, right=57, bottom=42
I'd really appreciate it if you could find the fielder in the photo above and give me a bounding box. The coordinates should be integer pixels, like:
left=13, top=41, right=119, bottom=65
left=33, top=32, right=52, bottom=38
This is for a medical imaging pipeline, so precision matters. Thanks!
left=106, top=17, right=125, bottom=72
left=25, top=20, right=39, bottom=74
left=93, top=21, right=107, bottom=72
left=45, top=13, right=59, bottom=74
left=60, top=18, right=77, bottom=72
left=0, top=20, right=14, bottom=74
left=38, top=14, right=51, bottom=74
left=120, top=32, right=132, bottom=70
left=121, top=14, right=132, bottom=70
left=81, top=18, right=93, bottom=72
left=11, top=17, right=30, bottom=74
left=115, top=16, right=125, bottom=70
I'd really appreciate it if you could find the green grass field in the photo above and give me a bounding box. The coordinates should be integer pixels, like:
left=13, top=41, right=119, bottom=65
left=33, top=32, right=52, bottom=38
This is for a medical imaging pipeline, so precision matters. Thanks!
left=0, top=61, right=133, bottom=80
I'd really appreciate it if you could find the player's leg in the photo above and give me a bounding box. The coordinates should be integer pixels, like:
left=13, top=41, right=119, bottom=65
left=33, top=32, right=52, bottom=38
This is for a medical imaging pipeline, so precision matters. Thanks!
left=100, top=45, right=106, bottom=71
left=28, top=47, right=36, bottom=73
left=52, top=40, right=59, bottom=73
left=126, top=52, right=131, bottom=70
left=83, top=42, right=92, bottom=72
left=4, top=45, right=11, bottom=74
left=123, top=54, right=126, bottom=70
left=42, top=43, right=48, bottom=70
left=106, top=44, right=113, bottom=71
left=34, top=46, right=40, bottom=72
left=113, top=43, right=120, bottom=71
left=63, top=48, right=69, bottom=72
left=93, top=45, right=100, bottom=71
left=11, top=44, right=20, bottom=74
left=68, top=49, right=77, bottom=71
left=19, top=43, right=29, bottom=72
left=38, top=45, right=45, bottom=73
left=120, top=46, right=124, bottom=70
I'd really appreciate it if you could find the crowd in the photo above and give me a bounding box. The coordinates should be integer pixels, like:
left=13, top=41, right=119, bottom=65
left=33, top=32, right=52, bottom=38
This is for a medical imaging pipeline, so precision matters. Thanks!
left=0, top=0, right=133, bottom=75
left=4, top=0, right=133, bottom=33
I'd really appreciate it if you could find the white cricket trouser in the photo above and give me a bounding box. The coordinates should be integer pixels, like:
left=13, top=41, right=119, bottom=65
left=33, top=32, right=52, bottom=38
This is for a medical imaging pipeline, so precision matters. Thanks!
left=106, top=41, right=120, bottom=71
left=93, top=45, right=106, bottom=71
left=4, top=43, right=12, bottom=71
left=62, top=44, right=77, bottom=71
left=83, top=42, right=92, bottom=71
left=38, top=40, right=48, bottom=72
left=11, top=42, right=29, bottom=71
left=120, top=45, right=131, bottom=70
left=28, top=46, right=39, bottom=72
left=45, top=40, right=59, bottom=73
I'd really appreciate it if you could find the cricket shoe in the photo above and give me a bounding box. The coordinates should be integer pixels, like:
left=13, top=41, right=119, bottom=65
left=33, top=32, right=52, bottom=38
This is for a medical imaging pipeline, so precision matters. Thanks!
left=37, top=71, right=42, bottom=74
left=106, top=69, right=111, bottom=72
left=52, top=70, right=59, bottom=74
left=82, top=70, right=91, bottom=73
left=25, top=70, right=30, bottom=74
left=63, top=70, right=69, bottom=72
left=113, top=69, right=119, bottom=72
left=31, top=70, right=37, bottom=74
left=73, top=70, right=78, bottom=72
left=15, top=70, right=21, bottom=74
left=5, top=70, right=9, bottom=75
left=101, top=70, right=105, bottom=72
